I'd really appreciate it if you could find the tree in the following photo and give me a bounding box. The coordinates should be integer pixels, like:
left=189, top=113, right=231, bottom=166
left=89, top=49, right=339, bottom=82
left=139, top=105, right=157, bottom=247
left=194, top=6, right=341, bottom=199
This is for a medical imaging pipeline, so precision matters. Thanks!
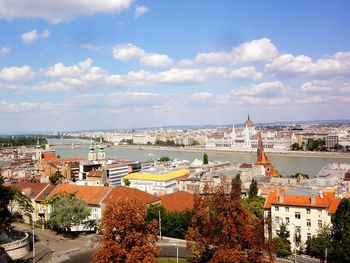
left=49, top=171, right=64, bottom=185
left=272, top=223, right=291, bottom=257
left=203, top=153, right=209, bottom=165
left=186, top=178, right=273, bottom=262
left=248, top=178, right=258, bottom=198
left=241, top=196, right=265, bottom=219
left=0, top=176, right=33, bottom=239
left=123, top=178, right=130, bottom=186
left=290, top=143, right=302, bottom=151
left=92, top=199, right=160, bottom=263
left=47, top=192, right=91, bottom=232
left=231, top=174, right=241, bottom=201
left=146, top=204, right=194, bottom=239
left=159, top=156, right=170, bottom=162
left=329, top=198, right=350, bottom=262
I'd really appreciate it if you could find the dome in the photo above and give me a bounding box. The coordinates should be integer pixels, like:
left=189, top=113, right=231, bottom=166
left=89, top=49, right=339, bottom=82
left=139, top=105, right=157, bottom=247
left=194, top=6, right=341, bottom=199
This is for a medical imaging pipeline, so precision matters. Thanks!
left=245, top=114, right=254, bottom=128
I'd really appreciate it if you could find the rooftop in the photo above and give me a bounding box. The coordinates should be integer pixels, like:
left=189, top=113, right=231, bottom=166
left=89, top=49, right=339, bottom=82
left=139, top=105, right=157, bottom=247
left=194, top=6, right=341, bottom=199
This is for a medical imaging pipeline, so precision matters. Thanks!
left=124, top=168, right=189, bottom=182
left=160, top=191, right=194, bottom=212
left=103, top=186, right=159, bottom=205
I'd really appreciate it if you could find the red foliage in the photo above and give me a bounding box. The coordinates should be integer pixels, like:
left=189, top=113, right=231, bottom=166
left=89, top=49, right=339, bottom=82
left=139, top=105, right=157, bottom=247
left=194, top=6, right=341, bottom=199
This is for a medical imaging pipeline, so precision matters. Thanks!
left=92, top=199, right=160, bottom=263
left=186, top=178, right=274, bottom=263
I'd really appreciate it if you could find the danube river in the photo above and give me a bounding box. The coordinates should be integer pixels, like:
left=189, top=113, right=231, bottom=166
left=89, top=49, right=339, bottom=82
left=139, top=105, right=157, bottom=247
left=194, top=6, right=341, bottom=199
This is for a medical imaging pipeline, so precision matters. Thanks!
left=47, top=139, right=350, bottom=178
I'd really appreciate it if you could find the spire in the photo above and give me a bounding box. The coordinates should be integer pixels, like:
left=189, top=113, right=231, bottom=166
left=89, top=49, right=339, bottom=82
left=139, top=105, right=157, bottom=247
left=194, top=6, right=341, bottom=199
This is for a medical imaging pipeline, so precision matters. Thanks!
left=89, top=138, right=94, bottom=152
left=248, top=114, right=250, bottom=121
left=35, top=139, right=41, bottom=149
left=256, top=132, right=270, bottom=165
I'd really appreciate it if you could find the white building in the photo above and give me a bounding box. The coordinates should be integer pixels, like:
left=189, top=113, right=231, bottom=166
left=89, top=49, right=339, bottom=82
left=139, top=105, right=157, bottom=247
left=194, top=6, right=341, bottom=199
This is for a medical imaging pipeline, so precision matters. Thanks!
left=264, top=189, right=341, bottom=250
left=205, top=115, right=296, bottom=152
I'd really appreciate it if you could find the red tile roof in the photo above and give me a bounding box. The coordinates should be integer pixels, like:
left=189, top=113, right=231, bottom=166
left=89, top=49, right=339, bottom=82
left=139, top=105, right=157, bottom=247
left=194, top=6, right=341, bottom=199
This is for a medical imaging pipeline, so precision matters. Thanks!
left=264, top=191, right=341, bottom=214
left=103, top=187, right=160, bottom=205
left=159, top=191, right=194, bottom=212
left=35, top=185, right=56, bottom=201
left=46, top=184, right=112, bottom=205
left=7, top=182, right=50, bottom=199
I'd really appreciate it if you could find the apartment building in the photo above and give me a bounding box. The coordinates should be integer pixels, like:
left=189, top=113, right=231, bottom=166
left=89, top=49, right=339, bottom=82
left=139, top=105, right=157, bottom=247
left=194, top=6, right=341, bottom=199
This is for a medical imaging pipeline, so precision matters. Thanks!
left=264, top=189, right=341, bottom=250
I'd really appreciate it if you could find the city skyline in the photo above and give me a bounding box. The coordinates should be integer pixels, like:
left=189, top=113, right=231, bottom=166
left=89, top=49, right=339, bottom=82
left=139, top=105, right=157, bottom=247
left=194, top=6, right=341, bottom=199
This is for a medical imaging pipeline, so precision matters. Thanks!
left=1, top=1, right=350, bottom=133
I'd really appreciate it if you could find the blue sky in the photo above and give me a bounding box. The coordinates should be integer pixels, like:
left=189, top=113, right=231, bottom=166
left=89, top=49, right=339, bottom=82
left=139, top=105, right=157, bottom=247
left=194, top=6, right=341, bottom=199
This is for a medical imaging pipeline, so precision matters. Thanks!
left=0, top=0, right=349, bottom=133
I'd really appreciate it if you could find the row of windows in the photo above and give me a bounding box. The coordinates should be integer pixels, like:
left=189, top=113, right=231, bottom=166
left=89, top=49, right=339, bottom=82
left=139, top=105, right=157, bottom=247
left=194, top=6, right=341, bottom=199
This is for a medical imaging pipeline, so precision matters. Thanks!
left=275, top=206, right=323, bottom=215
left=275, top=216, right=323, bottom=228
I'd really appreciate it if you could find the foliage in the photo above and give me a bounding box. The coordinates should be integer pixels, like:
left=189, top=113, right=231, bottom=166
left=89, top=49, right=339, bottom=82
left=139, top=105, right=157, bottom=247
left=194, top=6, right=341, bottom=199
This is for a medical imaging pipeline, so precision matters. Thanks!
left=49, top=171, right=64, bottom=185
left=202, top=153, right=208, bottom=165
left=185, top=178, right=273, bottom=263
left=0, top=136, right=47, bottom=147
left=47, top=192, right=91, bottom=232
left=307, top=139, right=326, bottom=151
left=155, top=139, right=175, bottom=146
left=158, top=258, right=188, bottom=263
left=329, top=198, right=350, bottom=262
left=273, top=223, right=292, bottom=257
left=288, top=172, right=309, bottom=180
left=159, top=156, right=171, bottom=162
left=146, top=204, right=194, bottom=239
left=92, top=199, right=160, bottom=263
left=241, top=196, right=265, bottom=219
left=123, top=178, right=131, bottom=186
left=248, top=178, right=258, bottom=198
left=306, top=236, right=330, bottom=261
left=0, top=177, right=33, bottom=234
left=333, top=144, right=343, bottom=151
left=231, top=174, right=241, bottom=201
left=191, top=140, right=200, bottom=146
left=290, top=142, right=302, bottom=151
left=121, top=139, right=134, bottom=145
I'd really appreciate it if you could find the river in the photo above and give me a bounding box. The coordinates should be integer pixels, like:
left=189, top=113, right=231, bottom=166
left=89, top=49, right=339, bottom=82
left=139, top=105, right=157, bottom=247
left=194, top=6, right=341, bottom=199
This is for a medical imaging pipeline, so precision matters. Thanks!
left=47, top=139, right=350, bottom=178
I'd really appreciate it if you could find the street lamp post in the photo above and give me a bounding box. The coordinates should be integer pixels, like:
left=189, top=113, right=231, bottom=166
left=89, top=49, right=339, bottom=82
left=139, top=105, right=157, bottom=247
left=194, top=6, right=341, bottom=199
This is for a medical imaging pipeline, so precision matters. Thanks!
left=32, top=219, right=35, bottom=263
left=173, top=244, right=178, bottom=263
left=325, top=248, right=328, bottom=263
left=158, top=209, right=162, bottom=240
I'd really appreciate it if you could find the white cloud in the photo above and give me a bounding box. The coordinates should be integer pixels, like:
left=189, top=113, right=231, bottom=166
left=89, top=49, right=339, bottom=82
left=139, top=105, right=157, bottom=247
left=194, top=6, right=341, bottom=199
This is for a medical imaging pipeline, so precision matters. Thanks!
left=113, top=43, right=173, bottom=67
left=232, top=81, right=289, bottom=97
left=0, top=0, right=133, bottom=23
left=0, top=66, right=33, bottom=81
left=21, top=29, right=50, bottom=43
left=134, top=5, right=149, bottom=18
left=266, top=52, right=350, bottom=78
left=0, top=47, right=10, bottom=56
left=0, top=100, right=53, bottom=113
left=300, top=80, right=350, bottom=94
left=194, top=38, right=278, bottom=65
left=81, top=43, right=101, bottom=51
left=228, top=67, right=262, bottom=80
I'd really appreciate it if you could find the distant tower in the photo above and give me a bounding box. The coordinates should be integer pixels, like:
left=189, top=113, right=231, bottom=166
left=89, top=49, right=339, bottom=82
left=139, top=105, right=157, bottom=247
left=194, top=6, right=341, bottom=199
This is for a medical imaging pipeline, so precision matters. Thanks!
left=256, top=132, right=279, bottom=176
left=35, top=140, right=42, bottom=160
left=88, top=138, right=97, bottom=162
left=97, top=138, right=106, bottom=161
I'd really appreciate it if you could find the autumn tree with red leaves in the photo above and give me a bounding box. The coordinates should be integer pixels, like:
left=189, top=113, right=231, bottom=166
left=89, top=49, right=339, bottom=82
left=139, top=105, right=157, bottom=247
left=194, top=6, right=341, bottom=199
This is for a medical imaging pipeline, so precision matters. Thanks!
left=186, top=175, right=274, bottom=263
left=92, top=199, right=160, bottom=263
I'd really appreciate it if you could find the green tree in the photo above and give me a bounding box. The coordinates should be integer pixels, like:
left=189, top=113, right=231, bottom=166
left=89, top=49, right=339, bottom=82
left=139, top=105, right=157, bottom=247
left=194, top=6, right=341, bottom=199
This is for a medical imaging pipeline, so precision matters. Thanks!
left=241, top=196, right=265, bottom=219
left=290, top=142, right=302, bottom=151
left=49, top=171, right=64, bottom=185
left=329, top=198, right=350, bottom=262
left=47, top=192, right=91, bottom=232
left=159, top=156, right=170, bottom=162
left=273, top=223, right=291, bottom=257
left=203, top=153, right=208, bottom=165
left=231, top=174, right=241, bottom=201
left=123, top=178, right=130, bottom=186
left=248, top=178, right=258, bottom=198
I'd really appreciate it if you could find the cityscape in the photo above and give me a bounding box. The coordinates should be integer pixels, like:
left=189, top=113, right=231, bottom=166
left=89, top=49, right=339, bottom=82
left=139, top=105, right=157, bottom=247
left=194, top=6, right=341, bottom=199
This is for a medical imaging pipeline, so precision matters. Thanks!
left=1, top=1, right=350, bottom=263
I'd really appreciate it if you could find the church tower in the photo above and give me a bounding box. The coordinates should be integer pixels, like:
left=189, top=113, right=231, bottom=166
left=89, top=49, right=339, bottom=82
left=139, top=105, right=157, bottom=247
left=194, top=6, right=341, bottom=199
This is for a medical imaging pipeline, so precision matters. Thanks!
left=88, top=138, right=97, bottom=162
left=97, top=138, right=106, bottom=161
left=35, top=140, right=42, bottom=160
left=256, top=132, right=279, bottom=176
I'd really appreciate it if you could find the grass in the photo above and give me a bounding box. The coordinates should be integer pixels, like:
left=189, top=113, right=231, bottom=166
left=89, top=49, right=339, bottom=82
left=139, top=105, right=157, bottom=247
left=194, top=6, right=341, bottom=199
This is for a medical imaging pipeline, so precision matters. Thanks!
left=157, top=258, right=188, bottom=263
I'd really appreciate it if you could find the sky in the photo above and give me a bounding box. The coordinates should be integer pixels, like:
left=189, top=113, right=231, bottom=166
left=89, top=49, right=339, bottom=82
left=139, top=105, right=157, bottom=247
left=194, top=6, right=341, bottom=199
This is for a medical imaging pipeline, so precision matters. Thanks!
left=0, top=0, right=350, bottom=133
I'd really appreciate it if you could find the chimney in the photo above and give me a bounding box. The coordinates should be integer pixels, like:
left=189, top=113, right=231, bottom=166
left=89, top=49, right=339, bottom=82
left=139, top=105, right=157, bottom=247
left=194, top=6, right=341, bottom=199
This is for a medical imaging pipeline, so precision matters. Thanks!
left=311, top=196, right=316, bottom=205
left=278, top=194, right=285, bottom=203
left=319, top=191, right=324, bottom=199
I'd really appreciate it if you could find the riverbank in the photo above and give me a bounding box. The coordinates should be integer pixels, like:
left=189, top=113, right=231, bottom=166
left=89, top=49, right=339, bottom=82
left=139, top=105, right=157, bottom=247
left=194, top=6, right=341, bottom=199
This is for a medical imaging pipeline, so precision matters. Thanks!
left=113, top=144, right=350, bottom=159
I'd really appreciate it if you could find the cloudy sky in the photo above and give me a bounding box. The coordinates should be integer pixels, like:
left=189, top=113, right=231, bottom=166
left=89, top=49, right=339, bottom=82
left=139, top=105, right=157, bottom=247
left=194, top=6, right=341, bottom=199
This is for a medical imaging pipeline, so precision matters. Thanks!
left=0, top=0, right=349, bottom=133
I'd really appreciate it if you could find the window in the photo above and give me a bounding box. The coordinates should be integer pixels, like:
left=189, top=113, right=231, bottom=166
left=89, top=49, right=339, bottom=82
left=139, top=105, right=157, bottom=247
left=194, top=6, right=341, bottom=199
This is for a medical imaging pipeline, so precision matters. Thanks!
left=295, top=212, right=301, bottom=219
left=318, top=220, right=322, bottom=228
left=285, top=217, right=290, bottom=225
left=307, top=233, right=312, bottom=240
left=275, top=216, right=280, bottom=224
left=285, top=207, right=289, bottom=212
left=306, top=208, right=311, bottom=214
left=275, top=206, right=279, bottom=211
left=307, top=219, right=311, bottom=227
left=318, top=209, right=322, bottom=216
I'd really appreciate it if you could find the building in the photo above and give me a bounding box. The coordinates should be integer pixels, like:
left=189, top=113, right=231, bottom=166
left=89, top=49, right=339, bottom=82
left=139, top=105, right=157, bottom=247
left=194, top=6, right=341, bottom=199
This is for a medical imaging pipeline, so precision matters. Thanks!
left=123, top=168, right=190, bottom=196
left=256, top=132, right=279, bottom=177
left=264, top=189, right=341, bottom=250
left=106, top=162, right=132, bottom=186
left=205, top=115, right=296, bottom=152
